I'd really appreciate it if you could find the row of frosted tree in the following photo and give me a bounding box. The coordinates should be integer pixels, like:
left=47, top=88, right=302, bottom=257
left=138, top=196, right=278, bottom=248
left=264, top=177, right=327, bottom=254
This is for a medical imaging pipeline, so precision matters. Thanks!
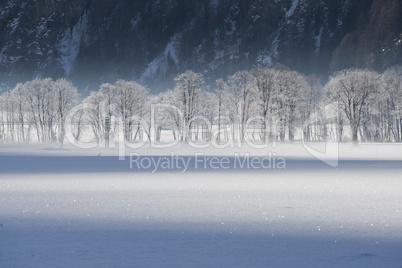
left=0, top=66, right=401, bottom=145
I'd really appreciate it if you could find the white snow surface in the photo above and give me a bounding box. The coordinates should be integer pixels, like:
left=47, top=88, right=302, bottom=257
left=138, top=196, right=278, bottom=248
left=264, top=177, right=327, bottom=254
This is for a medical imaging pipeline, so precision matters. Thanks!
left=1, top=143, right=402, bottom=267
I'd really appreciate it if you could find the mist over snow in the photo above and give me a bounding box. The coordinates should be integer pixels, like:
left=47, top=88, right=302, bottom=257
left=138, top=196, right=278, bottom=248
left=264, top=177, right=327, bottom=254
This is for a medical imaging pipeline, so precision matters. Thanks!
left=1, top=0, right=402, bottom=267
left=1, top=143, right=402, bottom=267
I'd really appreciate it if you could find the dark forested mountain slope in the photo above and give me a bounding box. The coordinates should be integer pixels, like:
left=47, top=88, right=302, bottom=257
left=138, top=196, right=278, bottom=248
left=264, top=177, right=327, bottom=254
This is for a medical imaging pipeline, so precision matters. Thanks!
left=0, top=0, right=401, bottom=92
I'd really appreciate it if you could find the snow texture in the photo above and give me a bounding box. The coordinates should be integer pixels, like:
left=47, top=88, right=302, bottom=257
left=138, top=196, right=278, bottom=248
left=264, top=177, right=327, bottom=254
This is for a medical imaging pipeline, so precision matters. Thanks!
left=0, top=143, right=402, bottom=267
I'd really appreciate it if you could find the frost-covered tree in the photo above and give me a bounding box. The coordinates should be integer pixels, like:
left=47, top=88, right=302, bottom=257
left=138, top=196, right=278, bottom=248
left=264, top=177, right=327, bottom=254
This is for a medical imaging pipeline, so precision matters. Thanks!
left=99, top=83, right=117, bottom=143
left=25, top=78, right=58, bottom=143
left=173, top=70, right=205, bottom=142
left=0, top=78, right=80, bottom=144
left=252, top=67, right=277, bottom=142
left=196, top=91, right=216, bottom=142
left=55, top=79, right=80, bottom=146
left=326, top=69, right=380, bottom=143
left=2, top=66, right=401, bottom=145
left=272, top=68, right=308, bottom=141
left=1, top=91, right=16, bottom=143
left=227, top=70, right=257, bottom=142
left=214, top=78, right=228, bottom=143
left=157, top=89, right=185, bottom=142
left=83, top=80, right=149, bottom=144
left=10, top=83, right=30, bottom=143
left=381, top=66, right=402, bottom=141
left=69, top=103, right=85, bottom=142
left=83, top=91, right=107, bottom=143
left=302, top=76, right=329, bottom=142
left=113, top=80, right=149, bottom=142
left=0, top=94, right=5, bottom=142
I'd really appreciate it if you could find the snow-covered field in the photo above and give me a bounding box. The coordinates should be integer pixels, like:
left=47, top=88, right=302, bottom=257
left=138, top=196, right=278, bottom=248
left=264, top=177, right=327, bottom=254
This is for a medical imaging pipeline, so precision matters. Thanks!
left=1, top=143, right=402, bottom=267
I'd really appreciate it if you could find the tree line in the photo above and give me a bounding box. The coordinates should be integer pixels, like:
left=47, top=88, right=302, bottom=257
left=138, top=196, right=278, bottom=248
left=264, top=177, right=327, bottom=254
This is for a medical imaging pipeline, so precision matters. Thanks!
left=0, top=66, right=401, bottom=145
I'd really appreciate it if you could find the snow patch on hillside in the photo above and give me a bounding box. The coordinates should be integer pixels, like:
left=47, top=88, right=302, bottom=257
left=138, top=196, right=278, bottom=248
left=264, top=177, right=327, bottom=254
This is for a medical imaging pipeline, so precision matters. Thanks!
left=268, top=31, right=281, bottom=60
left=9, top=18, right=19, bottom=34
left=257, top=31, right=281, bottom=66
left=140, top=34, right=181, bottom=83
left=257, top=52, right=272, bottom=66
left=285, top=0, right=299, bottom=20
left=209, top=49, right=224, bottom=70
left=57, top=11, right=89, bottom=77
left=140, top=57, right=166, bottom=84
left=315, top=27, right=323, bottom=56
left=164, top=36, right=180, bottom=66
left=130, top=13, right=140, bottom=30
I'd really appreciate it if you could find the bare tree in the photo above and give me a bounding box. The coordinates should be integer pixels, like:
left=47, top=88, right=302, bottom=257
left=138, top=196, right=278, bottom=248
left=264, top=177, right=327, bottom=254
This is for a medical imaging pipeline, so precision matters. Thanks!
left=24, top=78, right=58, bottom=143
left=83, top=91, right=106, bottom=143
left=0, top=94, right=5, bottom=142
left=1, top=91, right=16, bottom=143
left=304, top=76, right=338, bottom=142
left=173, top=70, right=205, bottom=142
left=326, top=69, right=380, bottom=143
left=99, top=83, right=117, bottom=144
left=382, top=66, right=402, bottom=142
left=10, top=83, right=31, bottom=143
left=158, top=89, right=184, bottom=142
left=227, top=70, right=257, bottom=142
left=215, top=78, right=227, bottom=143
left=252, top=67, right=277, bottom=142
left=55, top=79, right=80, bottom=146
left=113, top=80, right=149, bottom=142
left=197, top=91, right=216, bottom=142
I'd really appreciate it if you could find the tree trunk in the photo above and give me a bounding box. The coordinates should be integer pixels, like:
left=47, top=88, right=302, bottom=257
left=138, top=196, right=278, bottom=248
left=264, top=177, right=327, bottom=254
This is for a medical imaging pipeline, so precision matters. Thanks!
left=352, top=125, right=359, bottom=144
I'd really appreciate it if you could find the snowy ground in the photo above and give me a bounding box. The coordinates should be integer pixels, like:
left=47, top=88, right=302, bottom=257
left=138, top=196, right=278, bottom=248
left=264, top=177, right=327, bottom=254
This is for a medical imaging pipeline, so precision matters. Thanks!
left=1, top=143, right=402, bottom=267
